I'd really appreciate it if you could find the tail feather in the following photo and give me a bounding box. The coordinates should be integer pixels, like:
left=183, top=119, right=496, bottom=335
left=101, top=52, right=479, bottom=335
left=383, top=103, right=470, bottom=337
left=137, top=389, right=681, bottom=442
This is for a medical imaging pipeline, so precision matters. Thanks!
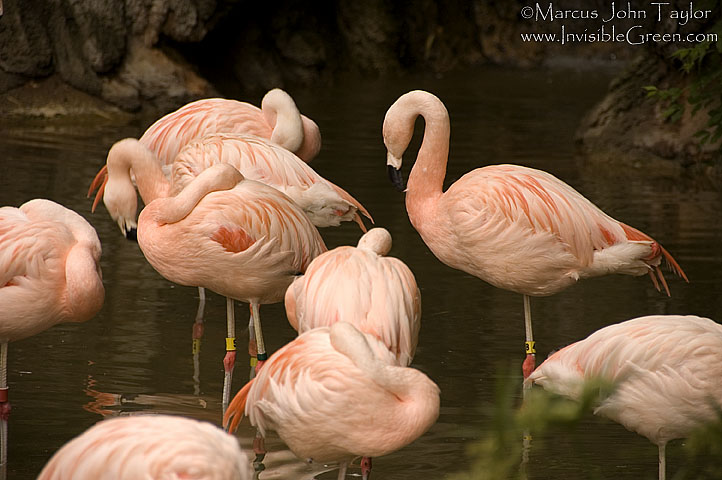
left=329, top=183, right=373, bottom=228
left=660, top=245, right=688, bottom=282
left=620, top=222, right=688, bottom=293
left=223, top=379, right=254, bottom=433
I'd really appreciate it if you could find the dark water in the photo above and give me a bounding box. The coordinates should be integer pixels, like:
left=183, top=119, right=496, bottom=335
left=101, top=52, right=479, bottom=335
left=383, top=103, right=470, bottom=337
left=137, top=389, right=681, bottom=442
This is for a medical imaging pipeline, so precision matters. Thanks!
left=1, top=66, right=720, bottom=479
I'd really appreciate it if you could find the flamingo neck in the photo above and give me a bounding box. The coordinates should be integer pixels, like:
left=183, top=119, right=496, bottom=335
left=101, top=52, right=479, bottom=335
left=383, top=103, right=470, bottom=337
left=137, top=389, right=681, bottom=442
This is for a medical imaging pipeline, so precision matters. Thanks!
left=108, top=140, right=170, bottom=204
left=147, top=165, right=240, bottom=225
left=405, top=108, right=449, bottom=227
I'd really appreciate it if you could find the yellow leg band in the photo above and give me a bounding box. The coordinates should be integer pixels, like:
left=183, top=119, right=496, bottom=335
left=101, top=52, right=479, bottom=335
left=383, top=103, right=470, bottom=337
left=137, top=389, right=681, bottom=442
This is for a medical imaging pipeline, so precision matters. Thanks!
left=249, top=357, right=258, bottom=367
left=525, top=341, right=536, bottom=354
left=226, top=337, right=236, bottom=351
left=192, top=338, right=201, bottom=355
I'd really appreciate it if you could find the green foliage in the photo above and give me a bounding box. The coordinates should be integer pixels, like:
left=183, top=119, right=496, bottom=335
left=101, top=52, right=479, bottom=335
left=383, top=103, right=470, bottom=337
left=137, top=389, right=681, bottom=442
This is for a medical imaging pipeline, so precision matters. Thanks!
left=452, top=373, right=722, bottom=480
left=449, top=373, right=613, bottom=480
left=644, top=20, right=722, bottom=148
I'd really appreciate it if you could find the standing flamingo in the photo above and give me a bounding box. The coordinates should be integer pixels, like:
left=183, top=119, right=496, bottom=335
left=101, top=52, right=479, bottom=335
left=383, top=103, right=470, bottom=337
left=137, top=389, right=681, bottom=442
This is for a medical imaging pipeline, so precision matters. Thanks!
left=37, top=414, right=252, bottom=480
left=526, top=315, right=722, bottom=480
left=90, top=134, right=368, bottom=379
left=223, top=322, right=440, bottom=480
left=0, top=199, right=104, bottom=472
left=382, top=90, right=688, bottom=379
left=136, top=163, right=326, bottom=410
left=285, top=227, right=420, bottom=367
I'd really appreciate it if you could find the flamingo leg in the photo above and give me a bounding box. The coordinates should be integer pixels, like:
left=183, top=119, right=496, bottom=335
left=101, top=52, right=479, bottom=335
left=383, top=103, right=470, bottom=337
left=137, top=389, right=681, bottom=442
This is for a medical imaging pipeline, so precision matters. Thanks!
left=222, top=298, right=237, bottom=414
left=250, top=301, right=267, bottom=372
left=522, top=295, right=536, bottom=384
left=192, top=287, right=206, bottom=397
left=361, top=456, right=372, bottom=480
left=337, top=461, right=348, bottom=480
left=521, top=295, right=535, bottom=470
left=658, top=443, right=666, bottom=480
left=0, top=341, right=8, bottom=478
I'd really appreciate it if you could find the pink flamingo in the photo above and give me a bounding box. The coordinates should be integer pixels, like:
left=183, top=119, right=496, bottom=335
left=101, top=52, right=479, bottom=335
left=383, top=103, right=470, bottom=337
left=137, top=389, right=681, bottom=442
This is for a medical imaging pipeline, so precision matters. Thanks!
left=382, top=90, right=688, bottom=379
left=90, top=134, right=370, bottom=237
left=527, top=315, right=722, bottom=480
left=89, top=134, right=367, bottom=366
left=88, top=88, right=325, bottom=235
left=224, top=322, right=440, bottom=480
left=141, top=88, right=322, bottom=165
left=136, top=163, right=326, bottom=410
left=90, top=87, right=321, bottom=201
left=37, top=414, right=252, bottom=479
left=0, top=199, right=104, bottom=471
left=285, top=227, right=420, bottom=367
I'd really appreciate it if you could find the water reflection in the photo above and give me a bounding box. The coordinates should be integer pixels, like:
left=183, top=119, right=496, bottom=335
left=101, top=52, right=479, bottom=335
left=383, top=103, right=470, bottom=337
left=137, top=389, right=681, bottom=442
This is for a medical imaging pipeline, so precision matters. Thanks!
left=1, top=66, right=720, bottom=479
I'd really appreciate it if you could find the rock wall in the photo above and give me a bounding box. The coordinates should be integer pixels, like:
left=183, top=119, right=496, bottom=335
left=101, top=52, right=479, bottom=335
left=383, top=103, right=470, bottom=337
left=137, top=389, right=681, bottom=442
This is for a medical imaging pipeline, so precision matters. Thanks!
left=0, top=0, right=645, bottom=116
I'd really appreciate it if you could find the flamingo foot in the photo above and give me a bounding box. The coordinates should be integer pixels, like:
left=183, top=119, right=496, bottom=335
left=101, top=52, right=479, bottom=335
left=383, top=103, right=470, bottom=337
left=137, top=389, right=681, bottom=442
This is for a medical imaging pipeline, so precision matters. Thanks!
left=522, top=354, right=536, bottom=379
left=361, top=456, right=372, bottom=480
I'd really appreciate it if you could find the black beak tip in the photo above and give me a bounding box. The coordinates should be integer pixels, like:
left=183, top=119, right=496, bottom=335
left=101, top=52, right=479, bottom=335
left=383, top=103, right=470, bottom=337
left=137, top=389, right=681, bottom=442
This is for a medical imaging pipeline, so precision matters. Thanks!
left=387, top=165, right=406, bottom=192
left=125, top=227, right=138, bottom=242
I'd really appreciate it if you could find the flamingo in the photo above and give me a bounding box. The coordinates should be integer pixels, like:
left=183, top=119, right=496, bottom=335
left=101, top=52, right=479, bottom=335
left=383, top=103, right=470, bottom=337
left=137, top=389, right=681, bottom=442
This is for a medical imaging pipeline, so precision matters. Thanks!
left=89, top=87, right=321, bottom=209
left=382, top=90, right=688, bottom=380
left=0, top=199, right=104, bottom=472
left=526, top=315, right=722, bottom=480
left=89, top=135, right=368, bottom=378
left=223, top=322, right=440, bottom=480
left=285, top=227, right=421, bottom=367
left=37, top=414, right=252, bottom=479
left=90, top=135, right=370, bottom=238
left=136, top=163, right=326, bottom=410
left=140, top=88, right=322, bottom=165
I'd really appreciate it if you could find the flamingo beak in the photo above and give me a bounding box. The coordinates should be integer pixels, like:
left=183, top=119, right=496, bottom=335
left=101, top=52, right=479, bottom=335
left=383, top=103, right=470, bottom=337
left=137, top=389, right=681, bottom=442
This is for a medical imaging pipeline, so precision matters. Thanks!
left=387, top=165, right=406, bottom=192
left=125, top=227, right=138, bottom=242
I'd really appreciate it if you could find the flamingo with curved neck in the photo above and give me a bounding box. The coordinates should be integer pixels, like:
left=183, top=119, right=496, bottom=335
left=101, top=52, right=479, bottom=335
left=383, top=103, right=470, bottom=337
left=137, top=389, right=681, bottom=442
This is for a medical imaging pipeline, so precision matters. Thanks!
left=224, top=322, right=439, bottom=480
left=383, top=90, right=688, bottom=379
left=137, top=163, right=326, bottom=411
left=141, top=88, right=322, bottom=166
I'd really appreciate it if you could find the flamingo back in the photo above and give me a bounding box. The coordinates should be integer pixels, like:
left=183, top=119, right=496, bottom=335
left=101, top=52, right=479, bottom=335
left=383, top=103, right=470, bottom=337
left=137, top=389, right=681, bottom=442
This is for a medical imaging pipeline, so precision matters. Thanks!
left=224, top=324, right=439, bottom=464
left=285, top=237, right=421, bottom=366
left=37, top=415, right=252, bottom=480
left=140, top=98, right=272, bottom=167
left=0, top=201, right=104, bottom=341
left=138, top=172, right=326, bottom=304
left=170, top=133, right=371, bottom=229
left=528, top=315, right=722, bottom=445
left=440, top=164, right=686, bottom=295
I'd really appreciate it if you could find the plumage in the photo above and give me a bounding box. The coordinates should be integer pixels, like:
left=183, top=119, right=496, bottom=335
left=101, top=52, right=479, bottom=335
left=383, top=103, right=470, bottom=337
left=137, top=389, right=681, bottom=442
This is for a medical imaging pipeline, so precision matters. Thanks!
left=170, top=133, right=371, bottom=229
left=382, top=90, right=688, bottom=377
left=140, top=89, right=322, bottom=165
left=136, top=163, right=327, bottom=409
left=223, top=323, right=440, bottom=480
left=285, top=227, right=421, bottom=366
left=37, top=414, right=252, bottom=480
left=0, top=199, right=104, bottom=472
left=527, top=315, right=722, bottom=480
left=138, top=164, right=325, bottom=304
left=0, top=199, right=104, bottom=342
left=89, top=88, right=324, bottom=235
left=91, top=133, right=371, bottom=237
